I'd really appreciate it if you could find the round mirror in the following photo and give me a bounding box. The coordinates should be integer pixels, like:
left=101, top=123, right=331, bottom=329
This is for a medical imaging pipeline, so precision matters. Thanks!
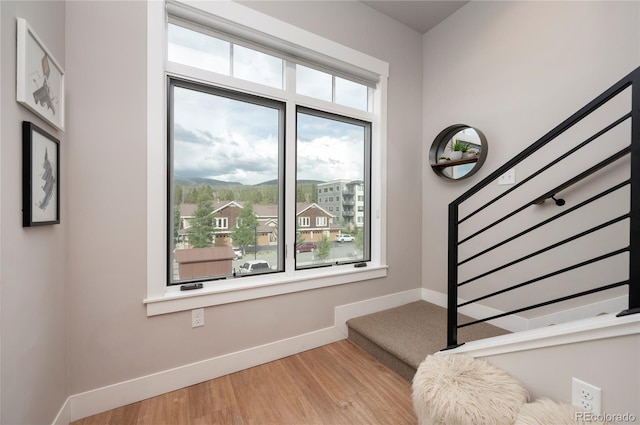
left=429, top=124, right=488, bottom=180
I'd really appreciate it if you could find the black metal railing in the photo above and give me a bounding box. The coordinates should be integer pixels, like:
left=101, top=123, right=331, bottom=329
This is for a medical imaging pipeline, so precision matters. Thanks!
left=445, top=67, right=640, bottom=350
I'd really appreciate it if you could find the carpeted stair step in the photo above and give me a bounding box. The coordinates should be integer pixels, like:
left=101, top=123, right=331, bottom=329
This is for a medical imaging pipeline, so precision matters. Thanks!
left=347, top=301, right=509, bottom=380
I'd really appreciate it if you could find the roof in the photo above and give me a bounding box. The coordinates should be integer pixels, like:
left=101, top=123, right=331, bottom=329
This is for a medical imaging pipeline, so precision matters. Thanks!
left=180, top=202, right=334, bottom=218
left=174, top=246, right=234, bottom=263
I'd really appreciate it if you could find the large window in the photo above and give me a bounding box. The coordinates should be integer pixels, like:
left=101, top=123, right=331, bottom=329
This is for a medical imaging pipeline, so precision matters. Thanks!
left=147, top=1, right=388, bottom=311
left=296, top=108, right=370, bottom=269
left=169, top=79, right=284, bottom=284
left=167, top=21, right=373, bottom=285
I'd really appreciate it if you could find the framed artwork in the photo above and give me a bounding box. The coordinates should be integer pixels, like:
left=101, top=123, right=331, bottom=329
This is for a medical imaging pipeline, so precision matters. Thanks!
left=16, top=17, right=65, bottom=131
left=23, top=121, right=60, bottom=227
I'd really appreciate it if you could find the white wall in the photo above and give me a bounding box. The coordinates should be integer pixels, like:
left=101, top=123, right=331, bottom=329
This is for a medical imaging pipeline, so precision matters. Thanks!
left=422, top=1, right=640, bottom=321
left=65, top=0, right=422, bottom=400
left=487, top=334, right=640, bottom=420
left=0, top=2, right=67, bottom=424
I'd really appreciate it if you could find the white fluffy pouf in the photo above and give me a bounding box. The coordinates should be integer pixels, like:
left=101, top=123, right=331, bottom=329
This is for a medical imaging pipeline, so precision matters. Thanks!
left=515, top=399, right=612, bottom=425
left=412, top=354, right=529, bottom=425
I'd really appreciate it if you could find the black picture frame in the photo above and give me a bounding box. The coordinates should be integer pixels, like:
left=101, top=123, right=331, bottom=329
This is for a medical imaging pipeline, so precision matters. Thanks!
left=22, top=121, right=60, bottom=226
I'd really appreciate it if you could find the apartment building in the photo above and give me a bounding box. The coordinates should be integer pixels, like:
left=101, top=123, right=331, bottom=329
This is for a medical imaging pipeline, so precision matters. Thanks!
left=317, top=179, right=365, bottom=229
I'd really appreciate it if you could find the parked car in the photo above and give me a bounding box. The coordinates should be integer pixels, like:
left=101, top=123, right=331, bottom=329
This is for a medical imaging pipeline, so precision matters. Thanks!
left=233, top=247, right=243, bottom=260
left=335, top=233, right=355, bottom=242
left=296, top=242, right=317, bottom=253
left=238, top=260, right=271, bottom=274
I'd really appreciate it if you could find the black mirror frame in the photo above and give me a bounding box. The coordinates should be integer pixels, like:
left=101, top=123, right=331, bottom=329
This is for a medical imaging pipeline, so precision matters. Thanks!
left=429, top=124, right=488, bottom=181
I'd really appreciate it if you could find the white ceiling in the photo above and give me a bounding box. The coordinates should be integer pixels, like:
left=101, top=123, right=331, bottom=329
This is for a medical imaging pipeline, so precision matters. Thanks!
left=361, top=1, right=469, bottom=34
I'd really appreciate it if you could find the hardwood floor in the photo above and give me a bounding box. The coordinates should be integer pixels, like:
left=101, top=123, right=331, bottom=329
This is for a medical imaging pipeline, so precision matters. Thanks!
left=71, top=340, right=417, bottom=425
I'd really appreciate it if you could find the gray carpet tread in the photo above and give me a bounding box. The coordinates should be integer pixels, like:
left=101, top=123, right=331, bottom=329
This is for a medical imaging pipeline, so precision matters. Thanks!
left=347, top=301, right=509, bottom=374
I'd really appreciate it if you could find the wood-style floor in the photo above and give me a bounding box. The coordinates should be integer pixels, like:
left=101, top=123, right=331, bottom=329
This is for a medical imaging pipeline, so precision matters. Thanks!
left=71, top=339, right=417, bottom=425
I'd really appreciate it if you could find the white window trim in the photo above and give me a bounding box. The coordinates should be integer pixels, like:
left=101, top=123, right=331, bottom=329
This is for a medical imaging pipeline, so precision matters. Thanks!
left=298, top=217, right=310, bottom=227
left=146, top=0, right=388, bottom=315
left=215, top=217, right=228, bottom=230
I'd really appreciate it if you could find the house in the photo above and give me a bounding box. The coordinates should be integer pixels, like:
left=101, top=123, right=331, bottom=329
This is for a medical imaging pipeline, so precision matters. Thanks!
left=1, top=1, right=639, bottom=424
left=178, top=201, right=336, bottom=248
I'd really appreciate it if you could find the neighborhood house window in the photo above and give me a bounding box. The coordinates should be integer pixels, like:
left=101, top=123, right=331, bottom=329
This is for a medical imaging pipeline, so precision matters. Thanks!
left=161, top=10, right=379, bottom=290
left=214, top=217, right=228, bottom=229
left=298, top=217, right=310, bottom=227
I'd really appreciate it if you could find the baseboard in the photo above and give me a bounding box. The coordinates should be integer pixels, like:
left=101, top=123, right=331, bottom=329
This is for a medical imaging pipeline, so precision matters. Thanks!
left=442, top=311, right=640, bottom=358
left=334, top=288, right=423, bottom=336
left=63, top=288, right=423, bottom=422
left=68, top=326, right=343, bottom=422
left=421, top=288, right=529, bottom=332
left=52, top=397, right=71, bottom=425
left=527, top=295, right=627, bottom=328
left=56, top=288, right=631, bottom=423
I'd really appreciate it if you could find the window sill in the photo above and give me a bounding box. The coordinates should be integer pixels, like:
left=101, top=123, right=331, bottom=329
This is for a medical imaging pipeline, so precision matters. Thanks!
left=144, top=264, right=388, bottom=316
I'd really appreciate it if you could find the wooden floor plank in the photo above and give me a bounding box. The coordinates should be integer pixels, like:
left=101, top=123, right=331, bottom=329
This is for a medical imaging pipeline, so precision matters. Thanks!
left=71, top=340, right=417, bottom=425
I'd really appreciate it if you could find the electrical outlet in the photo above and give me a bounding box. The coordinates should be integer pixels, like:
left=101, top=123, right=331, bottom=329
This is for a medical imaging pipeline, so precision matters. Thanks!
left=192, top=308, right=204, bottom=328
left=572, top=378, right=601, bottom=414
left=498, top=168, right=516, bottom=185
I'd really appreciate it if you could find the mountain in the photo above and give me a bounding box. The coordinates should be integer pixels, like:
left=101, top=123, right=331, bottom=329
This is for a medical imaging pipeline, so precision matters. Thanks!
left=175, top=177, right=325, bottom=187
left=255, top=179, right=324, bottom=186
left=174, top=177, right=242, bottom=186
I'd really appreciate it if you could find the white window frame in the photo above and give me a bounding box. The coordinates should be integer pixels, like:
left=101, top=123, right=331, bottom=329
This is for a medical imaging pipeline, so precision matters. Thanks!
left=145, top=0, right=389, bottom=316
left=298, top=217, right=310, bottom=227
left=214, top=217, right=228, bottom=230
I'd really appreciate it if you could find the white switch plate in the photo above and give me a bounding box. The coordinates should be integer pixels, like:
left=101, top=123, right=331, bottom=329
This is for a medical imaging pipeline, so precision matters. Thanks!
left=498, top=168, right=516, bottom=185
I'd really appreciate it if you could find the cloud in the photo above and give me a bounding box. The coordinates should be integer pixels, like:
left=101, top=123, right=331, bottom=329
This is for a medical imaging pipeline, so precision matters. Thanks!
left=172, top=85, right=366, bottom=185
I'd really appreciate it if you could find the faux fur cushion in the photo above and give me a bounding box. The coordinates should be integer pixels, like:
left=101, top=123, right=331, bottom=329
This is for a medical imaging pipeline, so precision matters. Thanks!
left=515, top=399, right=612, bottom=425
left=412, top=354, right=529, bottom=425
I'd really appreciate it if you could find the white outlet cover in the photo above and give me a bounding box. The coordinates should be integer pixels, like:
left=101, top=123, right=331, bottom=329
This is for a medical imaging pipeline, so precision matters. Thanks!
left=498, top=168, right=516, bottom=185
left=572, top=377, right=602, bottom=415
left=192, top=308, right=204, bottom=328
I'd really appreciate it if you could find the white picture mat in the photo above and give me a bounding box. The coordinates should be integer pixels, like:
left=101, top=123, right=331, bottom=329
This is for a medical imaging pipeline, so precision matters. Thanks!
left=30, top=130, right=58, bottom=223
left=16, top=17, right=65, bottom=131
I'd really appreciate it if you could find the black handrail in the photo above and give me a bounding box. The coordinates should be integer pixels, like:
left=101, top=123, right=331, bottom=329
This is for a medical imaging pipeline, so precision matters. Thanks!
left=444, top=67, right=640, bottom=350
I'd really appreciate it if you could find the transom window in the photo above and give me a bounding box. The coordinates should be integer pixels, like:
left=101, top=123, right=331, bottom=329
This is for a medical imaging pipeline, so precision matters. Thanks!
left=152, top=3, right=385, bottom=298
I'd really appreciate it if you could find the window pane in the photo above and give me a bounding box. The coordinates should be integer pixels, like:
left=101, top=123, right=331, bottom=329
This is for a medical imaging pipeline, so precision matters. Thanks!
left=233, top=45, right=283, bottom=89
left=170, top=82, right=283, bottom=284
left=296, top=109, right=369, bottom=269
left=335, top=77, right=368, bottom=111
left=296, top=65, right=332, bottom=102
left=168, top=24, right=230, bottom=75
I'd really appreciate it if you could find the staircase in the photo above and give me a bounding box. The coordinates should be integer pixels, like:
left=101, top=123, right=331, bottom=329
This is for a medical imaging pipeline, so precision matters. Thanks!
left=346, top=300, right=508, bottom=380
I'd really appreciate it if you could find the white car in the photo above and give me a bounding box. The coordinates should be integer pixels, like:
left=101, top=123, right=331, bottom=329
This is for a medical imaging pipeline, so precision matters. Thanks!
left=233, top=247, right=243, bottom=260
left=335, top=233, right=355, bottom=242
left=238, top=260, right=271, bottom=274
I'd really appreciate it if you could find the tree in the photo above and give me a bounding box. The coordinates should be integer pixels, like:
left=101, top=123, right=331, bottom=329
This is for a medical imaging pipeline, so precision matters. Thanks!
left=354, top=229, right=364, bottom=254
left=174, top=184, right=184, bottom=205
left=232, top=203, right=259, bottom=254
left=187, top=192, right=215, bottom=248
left=173, top=205, right=182, bottom=248
left=315, top=234, right=331, bottom=261
left=296, top=184, right=307, bottom=202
